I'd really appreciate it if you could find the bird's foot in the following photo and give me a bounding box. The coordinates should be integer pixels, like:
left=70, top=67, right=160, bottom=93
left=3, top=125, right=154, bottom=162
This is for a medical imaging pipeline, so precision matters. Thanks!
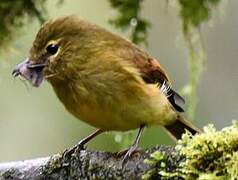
left=62, top=129, right=104, bottom=159
left=62, top=141, right=86, bottom=159
left=116, top=147, right=138, bottom=157
left=117, top=145, right=141, bottom=166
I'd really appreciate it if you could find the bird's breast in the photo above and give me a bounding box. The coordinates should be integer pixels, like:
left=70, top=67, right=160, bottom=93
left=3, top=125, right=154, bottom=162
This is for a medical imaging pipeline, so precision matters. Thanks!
left=50, top=77, right=177, bottom=131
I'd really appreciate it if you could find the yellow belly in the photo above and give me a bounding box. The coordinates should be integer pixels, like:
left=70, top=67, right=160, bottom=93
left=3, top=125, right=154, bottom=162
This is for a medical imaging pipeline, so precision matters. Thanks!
left=66, top=84, right=177, bottom=131
left=51, top=67, right=177, bottom=131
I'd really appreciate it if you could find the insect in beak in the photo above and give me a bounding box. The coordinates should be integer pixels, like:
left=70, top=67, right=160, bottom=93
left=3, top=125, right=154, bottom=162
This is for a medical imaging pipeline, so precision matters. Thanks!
left=12, top=58, right=47, bottom=87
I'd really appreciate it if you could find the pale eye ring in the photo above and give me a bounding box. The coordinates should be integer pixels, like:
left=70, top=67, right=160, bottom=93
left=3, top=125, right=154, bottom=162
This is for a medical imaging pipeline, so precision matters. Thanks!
left=46, top=44, right=59, bottom=55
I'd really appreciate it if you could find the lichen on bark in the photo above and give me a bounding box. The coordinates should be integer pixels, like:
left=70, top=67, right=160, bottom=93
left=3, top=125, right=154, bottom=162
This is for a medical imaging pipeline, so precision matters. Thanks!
left=143, top=121, right=238, bottom=179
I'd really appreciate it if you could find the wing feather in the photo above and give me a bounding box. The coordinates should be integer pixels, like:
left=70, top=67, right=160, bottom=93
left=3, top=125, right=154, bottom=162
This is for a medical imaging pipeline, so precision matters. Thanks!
left=117, top=42, right=185, bottom=112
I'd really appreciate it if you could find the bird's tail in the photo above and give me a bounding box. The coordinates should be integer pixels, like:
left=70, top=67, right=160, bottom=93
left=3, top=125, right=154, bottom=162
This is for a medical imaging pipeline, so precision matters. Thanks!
left=163, top=115, right=201, bottom=141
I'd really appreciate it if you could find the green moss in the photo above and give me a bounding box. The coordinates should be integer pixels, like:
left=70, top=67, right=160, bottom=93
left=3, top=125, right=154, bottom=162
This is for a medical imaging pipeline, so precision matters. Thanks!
left=143, top=121, right=238, bottom=179
left=178, top=0, right=221, bottom=33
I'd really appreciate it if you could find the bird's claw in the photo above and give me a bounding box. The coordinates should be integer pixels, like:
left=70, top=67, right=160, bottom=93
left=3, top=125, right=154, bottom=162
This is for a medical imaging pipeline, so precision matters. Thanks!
left=62, top=142, right=86, bottom=159
left=116, top=149, right=129, bottom=157
left=120, top=145, right=140, bottom=166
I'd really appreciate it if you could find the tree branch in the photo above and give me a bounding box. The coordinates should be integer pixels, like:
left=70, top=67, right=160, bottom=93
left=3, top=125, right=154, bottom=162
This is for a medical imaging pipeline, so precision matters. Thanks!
left=0, top=146, right=179, bottom=179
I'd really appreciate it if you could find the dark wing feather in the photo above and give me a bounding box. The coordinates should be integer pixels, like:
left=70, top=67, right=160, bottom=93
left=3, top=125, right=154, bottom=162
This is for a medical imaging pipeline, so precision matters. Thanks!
left=129, top=47, right=185, bottom=112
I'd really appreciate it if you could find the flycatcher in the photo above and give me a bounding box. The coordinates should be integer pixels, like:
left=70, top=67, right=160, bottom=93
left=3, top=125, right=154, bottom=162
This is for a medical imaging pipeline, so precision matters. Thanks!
left=12, top=15, right=200, bottom=162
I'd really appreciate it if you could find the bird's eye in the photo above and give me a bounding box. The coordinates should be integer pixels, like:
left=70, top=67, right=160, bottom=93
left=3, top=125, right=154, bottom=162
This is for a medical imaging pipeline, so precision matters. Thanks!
left=46, top=44, right=59, bottom=55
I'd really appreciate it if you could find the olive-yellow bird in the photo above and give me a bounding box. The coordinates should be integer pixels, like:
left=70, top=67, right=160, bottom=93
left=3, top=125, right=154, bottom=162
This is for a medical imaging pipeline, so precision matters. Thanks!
left=13, top=15, right=200, bottom=161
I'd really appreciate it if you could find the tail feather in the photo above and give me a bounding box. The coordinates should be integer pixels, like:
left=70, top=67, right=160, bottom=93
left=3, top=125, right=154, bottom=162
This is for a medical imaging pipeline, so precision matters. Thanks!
left=164, top=115, right=201, bottom=141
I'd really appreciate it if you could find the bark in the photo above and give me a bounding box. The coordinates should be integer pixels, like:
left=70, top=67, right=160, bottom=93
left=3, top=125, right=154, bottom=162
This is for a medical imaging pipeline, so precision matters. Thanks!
left=0, top=146, right=179, bottom=180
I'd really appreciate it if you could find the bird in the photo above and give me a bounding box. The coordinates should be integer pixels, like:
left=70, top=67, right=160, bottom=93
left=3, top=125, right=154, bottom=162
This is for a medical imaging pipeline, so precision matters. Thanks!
left=12, top=15, right=201, bottom=162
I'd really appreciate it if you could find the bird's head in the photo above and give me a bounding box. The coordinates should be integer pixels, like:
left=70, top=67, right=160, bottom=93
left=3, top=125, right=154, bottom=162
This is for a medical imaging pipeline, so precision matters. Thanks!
left=12, top=15, right=92, bottom=87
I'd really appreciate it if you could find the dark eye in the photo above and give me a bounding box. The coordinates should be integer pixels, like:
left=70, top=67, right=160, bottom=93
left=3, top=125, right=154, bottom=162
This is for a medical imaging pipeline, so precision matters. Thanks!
left=46, top=44, right=59, bottom=55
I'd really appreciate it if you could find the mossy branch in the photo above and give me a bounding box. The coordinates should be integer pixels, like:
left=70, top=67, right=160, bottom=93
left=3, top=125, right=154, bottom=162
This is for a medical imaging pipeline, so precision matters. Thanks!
left=0, top=122, right=238, bottom=179
left=0, top=146, right=178, bottom=180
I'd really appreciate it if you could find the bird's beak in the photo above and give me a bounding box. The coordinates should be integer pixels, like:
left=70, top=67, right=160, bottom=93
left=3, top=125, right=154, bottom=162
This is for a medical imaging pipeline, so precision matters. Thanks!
left=12, top=58, right=47, bottom=87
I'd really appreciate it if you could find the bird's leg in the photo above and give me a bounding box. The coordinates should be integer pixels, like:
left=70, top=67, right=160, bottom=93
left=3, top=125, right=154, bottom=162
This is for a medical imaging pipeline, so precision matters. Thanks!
left=121, top=125, right=145, bottom=164
left=63, top=129, right=105, bottom=158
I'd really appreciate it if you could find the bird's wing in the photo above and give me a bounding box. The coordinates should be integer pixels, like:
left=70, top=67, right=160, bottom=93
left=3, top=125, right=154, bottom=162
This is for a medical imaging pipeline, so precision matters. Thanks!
left=132, top=49, right=170, bottom=85
left=120, top=44, right=185, bottom=112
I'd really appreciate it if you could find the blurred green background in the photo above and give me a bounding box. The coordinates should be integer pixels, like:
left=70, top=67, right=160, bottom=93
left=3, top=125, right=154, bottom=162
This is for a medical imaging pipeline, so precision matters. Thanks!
left=0, top=0, right=237, bottom=162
